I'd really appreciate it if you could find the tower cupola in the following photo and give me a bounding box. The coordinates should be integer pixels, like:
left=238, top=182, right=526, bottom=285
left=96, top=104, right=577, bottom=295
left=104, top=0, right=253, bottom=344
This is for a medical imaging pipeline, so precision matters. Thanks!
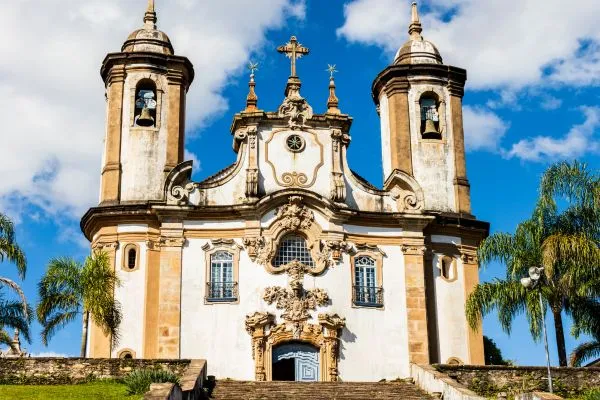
left=122, top=0, right=174, bottom=55
left=394, top=2, right=442, bottom=65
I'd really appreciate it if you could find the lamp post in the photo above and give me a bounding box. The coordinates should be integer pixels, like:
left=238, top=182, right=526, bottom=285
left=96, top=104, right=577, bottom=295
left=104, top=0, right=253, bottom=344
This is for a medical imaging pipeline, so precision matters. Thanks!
left=520, top=266, right=553, bottom=394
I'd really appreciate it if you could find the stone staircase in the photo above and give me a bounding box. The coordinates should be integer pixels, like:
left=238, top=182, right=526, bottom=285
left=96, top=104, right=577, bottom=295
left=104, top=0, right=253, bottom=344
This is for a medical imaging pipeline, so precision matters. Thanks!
left=209, top=380, right=435, bottom=399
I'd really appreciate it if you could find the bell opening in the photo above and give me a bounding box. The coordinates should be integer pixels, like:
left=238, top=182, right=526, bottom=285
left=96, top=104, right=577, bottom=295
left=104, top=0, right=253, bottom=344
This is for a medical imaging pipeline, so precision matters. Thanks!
left=134, top=79, right=158, bottom=128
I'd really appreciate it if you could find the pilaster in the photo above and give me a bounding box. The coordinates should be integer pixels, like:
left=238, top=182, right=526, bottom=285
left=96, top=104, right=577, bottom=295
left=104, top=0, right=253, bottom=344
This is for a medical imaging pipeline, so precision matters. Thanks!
left=384, top=77, right=413, bottom=178
left=461, top=248, right=484, bottom=364
left=100, top=67, right=126, bottom=204
left=448, top=81, right=471, bottom=214
left=157, top=232, right=185, bottom=358
left=165, top=70, right=187, bottom=173
left=402, top=241, right=429, bottom=364
left=143, top=239, right=161, bottom=358
left=88, top=240, right=119, bottom=358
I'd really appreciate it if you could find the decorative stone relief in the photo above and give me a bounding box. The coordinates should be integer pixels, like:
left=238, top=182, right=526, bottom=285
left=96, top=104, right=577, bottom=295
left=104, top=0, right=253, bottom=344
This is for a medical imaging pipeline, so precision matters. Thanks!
left=92, top=241, right=119, bottom=251
left=243, top=236, right=265, bottom=261
left=263, top=261, right=329, bottom=338
left=201, top=238, right=242, bottom=252
left=245, top=168, right=259, bottom=199
left=159, top=237, right=186, bottom=248
left=401, top=244, right=426, bottom=255
left=278, top=83, right=313, bottom=129
left=460, top=251, right=478, bottom=264
left=383, top=169, right=425, bottom=213
left=164, top=161, right=204, bottom=206
left=322, top=240, right=352, bottom=262
left=330, top=173, right=346, bottom=202
left=276, top=196, right=314, bottom=231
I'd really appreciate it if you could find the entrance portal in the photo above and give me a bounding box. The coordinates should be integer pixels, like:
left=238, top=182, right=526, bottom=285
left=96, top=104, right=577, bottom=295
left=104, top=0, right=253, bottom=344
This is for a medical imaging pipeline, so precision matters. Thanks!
left=272, top=342, right=319, bottom=382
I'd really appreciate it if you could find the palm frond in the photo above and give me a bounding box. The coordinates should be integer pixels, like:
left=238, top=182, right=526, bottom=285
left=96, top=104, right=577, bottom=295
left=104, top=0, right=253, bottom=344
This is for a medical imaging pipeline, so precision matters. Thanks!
left=39, top=311, right=79, bottom=346
left=0, top=213, right=27, bottom=279
left=0, top=277, right=28, bottom=317
left=569, top=340, right=600, bottom=367
left=540, top=161, right=599, bottom=211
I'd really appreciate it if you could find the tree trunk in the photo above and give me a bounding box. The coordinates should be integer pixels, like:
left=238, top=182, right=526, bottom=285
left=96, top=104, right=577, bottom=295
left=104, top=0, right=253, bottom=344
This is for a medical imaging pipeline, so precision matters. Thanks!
left=81, top=311, right=89, bottom=358
left=552, top=308, right=567, bottom=366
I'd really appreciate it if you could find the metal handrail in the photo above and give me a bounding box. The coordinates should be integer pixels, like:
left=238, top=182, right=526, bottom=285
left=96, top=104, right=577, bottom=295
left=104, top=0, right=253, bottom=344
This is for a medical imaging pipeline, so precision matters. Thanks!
left=206, top=282, right=238, bottom=301
left=352, top=285, right=384, bottom=307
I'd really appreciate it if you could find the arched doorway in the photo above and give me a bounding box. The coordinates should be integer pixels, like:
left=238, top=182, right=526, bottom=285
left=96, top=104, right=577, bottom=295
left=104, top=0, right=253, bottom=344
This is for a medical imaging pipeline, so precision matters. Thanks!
left=272, top=342, right=319, bottom=382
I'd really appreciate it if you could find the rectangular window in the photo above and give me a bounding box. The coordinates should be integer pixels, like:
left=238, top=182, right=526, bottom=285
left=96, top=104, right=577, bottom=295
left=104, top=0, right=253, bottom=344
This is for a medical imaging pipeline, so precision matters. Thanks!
left=207, top=251, right=237, bottom=301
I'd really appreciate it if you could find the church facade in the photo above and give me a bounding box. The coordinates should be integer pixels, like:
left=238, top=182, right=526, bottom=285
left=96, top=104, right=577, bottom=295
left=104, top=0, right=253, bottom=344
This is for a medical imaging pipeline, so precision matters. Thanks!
left=81, top=1, right=489, bottom=382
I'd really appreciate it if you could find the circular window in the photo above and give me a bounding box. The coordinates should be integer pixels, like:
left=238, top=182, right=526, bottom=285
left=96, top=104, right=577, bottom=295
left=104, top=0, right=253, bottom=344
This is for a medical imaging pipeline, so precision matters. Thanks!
left=286, top=134, right=305, bottom=153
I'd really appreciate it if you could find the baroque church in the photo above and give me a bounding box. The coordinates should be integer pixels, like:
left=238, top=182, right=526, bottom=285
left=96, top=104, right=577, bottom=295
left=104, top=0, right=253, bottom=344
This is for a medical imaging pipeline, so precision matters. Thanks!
left=81, top=0, right=489, bottom=382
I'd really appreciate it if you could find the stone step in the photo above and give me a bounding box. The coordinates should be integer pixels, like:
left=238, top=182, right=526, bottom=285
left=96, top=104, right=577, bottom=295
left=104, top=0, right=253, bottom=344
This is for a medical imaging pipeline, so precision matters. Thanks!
left=210, top=380, right=434, bottom=399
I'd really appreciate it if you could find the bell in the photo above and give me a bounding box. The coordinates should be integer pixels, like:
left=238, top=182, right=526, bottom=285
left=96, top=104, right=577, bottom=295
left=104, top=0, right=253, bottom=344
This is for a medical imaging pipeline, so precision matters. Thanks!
left=137, top=107, right=154, bottom=127
left=422, top=119, right=440, bottom=139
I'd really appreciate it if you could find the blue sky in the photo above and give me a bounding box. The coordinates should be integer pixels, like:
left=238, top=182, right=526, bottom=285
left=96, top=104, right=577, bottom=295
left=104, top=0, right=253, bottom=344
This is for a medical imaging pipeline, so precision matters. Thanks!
left=1, top=0, right=599, bottom=365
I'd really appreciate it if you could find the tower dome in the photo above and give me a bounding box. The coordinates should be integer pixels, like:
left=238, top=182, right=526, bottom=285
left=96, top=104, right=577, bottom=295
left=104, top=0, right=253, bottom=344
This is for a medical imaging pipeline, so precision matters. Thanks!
left=394, top=2, right=442, bottom=65
left=121, top=0, right=174, bottom=55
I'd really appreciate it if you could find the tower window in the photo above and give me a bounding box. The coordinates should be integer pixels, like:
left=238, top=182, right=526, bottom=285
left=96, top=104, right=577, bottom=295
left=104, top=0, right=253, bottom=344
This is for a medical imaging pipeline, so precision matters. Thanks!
left=420, top=95, right=441, bottom=139
left=121, top=244, right=139, bottom=272
left=439, top=256, right=456, bottom=281
left=134, top=80, right=157, bottom=127
left=127, top=248, right=137, bottom=270
left=273, top=234, right=314, bottom=267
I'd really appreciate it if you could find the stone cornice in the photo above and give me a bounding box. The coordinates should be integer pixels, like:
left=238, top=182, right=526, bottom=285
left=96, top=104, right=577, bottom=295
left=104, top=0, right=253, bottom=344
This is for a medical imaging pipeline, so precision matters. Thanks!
left=371, top=63, right=467, bottom=106
left=101, top=51, right=194, bottom=89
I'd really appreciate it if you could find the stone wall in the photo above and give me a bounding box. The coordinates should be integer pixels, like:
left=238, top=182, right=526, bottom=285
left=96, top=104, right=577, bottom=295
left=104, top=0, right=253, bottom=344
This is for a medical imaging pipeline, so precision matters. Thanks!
left=435, top=365, right=600, bottom=398
left=0, top=358, right=191, bottom=385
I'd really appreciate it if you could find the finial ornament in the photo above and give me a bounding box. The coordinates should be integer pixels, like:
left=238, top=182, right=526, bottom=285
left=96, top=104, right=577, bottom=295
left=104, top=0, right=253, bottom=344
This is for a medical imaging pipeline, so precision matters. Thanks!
left=277, top=36, right=310, bottom=77
left=245, top=61, right=259, bottom=112
left=326, top=64, right=340, bottom=114
left=144, top=0, right=157, bottom=28
left=326, top=64, right=338, bottom=79
left=408, top=2, right=423, bottom=39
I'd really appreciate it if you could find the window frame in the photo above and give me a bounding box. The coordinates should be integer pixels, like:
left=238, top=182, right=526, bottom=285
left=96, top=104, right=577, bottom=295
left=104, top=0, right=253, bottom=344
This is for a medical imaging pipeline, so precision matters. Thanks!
left=273, top=233, right=315, bottom=268
left=350, top=250, right=384, bottom=309
left=438, top=255, right=458, bottom=282
left=121, top=243, right=140, bottom=272
left=203, top=239, right=241, bottom=305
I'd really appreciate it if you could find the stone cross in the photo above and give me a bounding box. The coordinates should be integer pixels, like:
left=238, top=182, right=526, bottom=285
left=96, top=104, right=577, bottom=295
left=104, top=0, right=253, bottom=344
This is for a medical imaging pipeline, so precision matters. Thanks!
left=277, top=36, right=310, bottom=77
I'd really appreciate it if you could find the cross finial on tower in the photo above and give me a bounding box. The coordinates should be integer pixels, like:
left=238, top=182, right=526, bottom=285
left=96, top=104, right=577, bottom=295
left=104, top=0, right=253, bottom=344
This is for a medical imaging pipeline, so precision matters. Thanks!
left=245, top=61, right=259, bottom=112
left=144, top=0, right=157, bottom=29
left=408, top=2, right=423, bottom=39
left=277, top=36, right=310, bottom=78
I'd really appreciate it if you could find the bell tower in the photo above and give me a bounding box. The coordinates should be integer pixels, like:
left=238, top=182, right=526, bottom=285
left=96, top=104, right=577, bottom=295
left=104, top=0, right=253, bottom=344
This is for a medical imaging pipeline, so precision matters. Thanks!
left=99, top=0, right=194, bottom=204
left=373, top=2, right=471, bottom=215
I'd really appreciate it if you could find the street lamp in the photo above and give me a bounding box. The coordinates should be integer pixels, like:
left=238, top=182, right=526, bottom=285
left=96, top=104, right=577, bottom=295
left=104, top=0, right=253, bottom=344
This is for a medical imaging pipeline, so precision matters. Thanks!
left=520, top=266, right=553, bottom=394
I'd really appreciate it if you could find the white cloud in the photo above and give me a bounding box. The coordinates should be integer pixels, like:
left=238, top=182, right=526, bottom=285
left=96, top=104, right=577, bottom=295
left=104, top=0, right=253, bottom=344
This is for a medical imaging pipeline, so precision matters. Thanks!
left=462, top=106, right=509, bottom=152
left=506, top=106, right=600, bottom=162
left=0, top=0, right=305, bottom=220
left=184, top=149, right=202, bottom=173
left=337, top=0, right=600, bottom=90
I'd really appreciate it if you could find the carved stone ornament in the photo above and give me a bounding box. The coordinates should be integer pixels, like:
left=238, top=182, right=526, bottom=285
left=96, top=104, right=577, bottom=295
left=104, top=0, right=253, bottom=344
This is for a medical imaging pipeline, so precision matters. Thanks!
left=92, top=241, right=119, bottom=252
left=384, top=169, right=425, bottom=213
left=401, top=244, right=426, bottom=255
left=246, top=168, right=259, bottom=198
left=243, top=236, right=266, bottom=261
left=278, top=83, right=313, bottom=129
left=322, top=240, right=352, bottom=262
left=330, top=172, right=346, bottom=202
left=461, top=252, right=478, bottom=264
left=159, top=236, right=186, bottom=248
left=164, top=161, right=204, bottom=206
left=276, top=196, right=314, bottom=231
left=263, top=262, right=329, bottom=338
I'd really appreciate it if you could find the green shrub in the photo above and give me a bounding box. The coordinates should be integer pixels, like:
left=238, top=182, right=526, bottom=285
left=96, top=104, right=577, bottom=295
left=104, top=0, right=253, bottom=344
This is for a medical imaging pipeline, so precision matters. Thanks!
left=122, top=368, right=180, bottom=395
left=583, top=388, right=600, bottom=400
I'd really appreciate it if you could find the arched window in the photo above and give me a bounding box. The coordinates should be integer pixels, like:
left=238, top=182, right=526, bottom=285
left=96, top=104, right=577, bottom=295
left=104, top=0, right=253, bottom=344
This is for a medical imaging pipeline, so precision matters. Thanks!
left=439, top=256, right=456, bottom=281
left=134, top=80, right=157, bottom=127
left=208, top=251, right=236, bottom=300
left=127, top=248, right=137, bottom=270
left=353, top=256, right=382, bottom=306
left=121, top=244, right=139, bottom=272
left=420, top=94, right=441, bottom=139
left=273, top=234, right=314, bottom=267
left=117, top=349, right=135, bottom=359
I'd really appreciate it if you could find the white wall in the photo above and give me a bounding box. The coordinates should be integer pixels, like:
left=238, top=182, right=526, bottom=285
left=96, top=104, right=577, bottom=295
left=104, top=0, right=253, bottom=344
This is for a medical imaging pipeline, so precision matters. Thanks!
left=178, top=232, right=411, bottom=381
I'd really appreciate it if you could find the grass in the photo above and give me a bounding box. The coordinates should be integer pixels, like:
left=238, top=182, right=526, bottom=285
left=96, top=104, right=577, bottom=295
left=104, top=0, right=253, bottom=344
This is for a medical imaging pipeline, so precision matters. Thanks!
left=0, top=381, right=142, bottom=400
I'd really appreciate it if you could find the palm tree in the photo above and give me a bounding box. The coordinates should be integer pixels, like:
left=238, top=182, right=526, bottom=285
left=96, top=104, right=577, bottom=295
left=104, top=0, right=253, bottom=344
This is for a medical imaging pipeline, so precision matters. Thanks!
left=466, top=161, right=600, bottom=367
left=0, top=213, right=27, bottom=308
left=569, top=298, right=600, bottom=366
left=0, top=292, right=32, bottom=352
left=37, top=251, right=122, bottom=357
